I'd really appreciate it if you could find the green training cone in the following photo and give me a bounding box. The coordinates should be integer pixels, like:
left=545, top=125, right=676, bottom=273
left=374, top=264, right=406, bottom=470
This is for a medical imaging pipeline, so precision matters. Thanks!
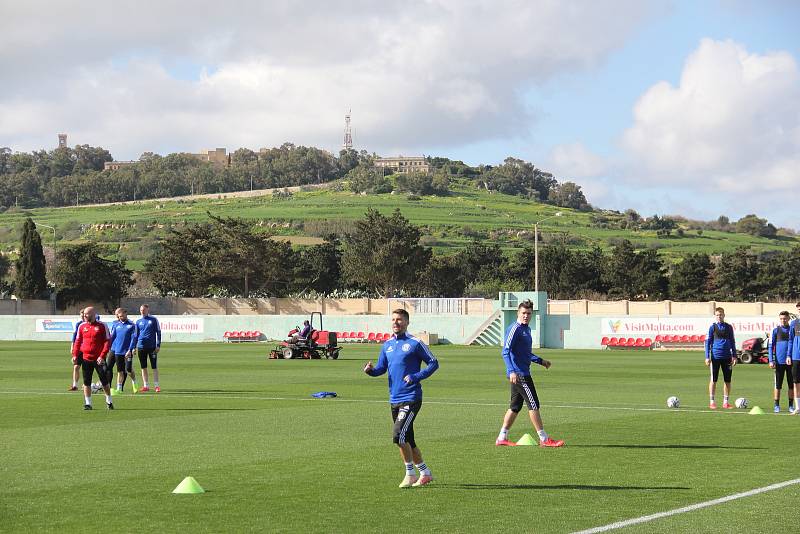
left=748, top=406, right=765, bottom=415
left=516, top=433, right=537, bottom=446
left=172, top=476, right=205, bottom=494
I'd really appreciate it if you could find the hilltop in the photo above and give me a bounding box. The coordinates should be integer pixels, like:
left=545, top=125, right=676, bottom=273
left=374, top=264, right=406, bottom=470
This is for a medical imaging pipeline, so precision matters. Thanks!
left=0, top=180, right=796, bottom=272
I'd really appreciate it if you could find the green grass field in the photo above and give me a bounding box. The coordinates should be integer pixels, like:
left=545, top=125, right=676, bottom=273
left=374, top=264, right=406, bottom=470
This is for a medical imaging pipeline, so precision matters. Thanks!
left=1, top=342, right=797, bottom=533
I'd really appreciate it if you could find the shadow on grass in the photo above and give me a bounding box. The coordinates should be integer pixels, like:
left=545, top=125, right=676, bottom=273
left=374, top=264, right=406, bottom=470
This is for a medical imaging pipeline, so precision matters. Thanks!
left=571, top=444, right=766, bottom=450
left=120, top=408, right=257, bottom=411
left=166, top=390, right=259, bottom=394
left=438, top=483, right=689, bottom=491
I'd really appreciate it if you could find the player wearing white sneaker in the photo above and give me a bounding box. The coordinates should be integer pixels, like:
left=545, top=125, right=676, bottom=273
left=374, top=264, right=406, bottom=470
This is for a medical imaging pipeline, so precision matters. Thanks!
left=364, top=309, right=439, bottom=488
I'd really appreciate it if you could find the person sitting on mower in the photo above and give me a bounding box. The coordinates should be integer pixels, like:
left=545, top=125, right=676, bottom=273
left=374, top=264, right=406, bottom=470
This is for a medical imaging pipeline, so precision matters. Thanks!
left=299, top=320, right=313, bottom=340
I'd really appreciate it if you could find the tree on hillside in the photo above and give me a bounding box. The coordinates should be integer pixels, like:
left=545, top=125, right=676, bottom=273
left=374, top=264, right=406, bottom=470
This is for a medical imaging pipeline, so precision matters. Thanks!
left=668, top=253, right=712, bottom=301
left=532, top=243, right=606, bottom=299
left=710, top=247, right=760, bottom=300
left=14, top=218, right=48, bottom=298
left=735, top=214, right=777, bottom=238
left=549, top=181, right=590, bottom=210
left=602, top=239, right=666, bottom=300
left=53, top=242, right=132, bottom=310
left=479, top=157, right=556, bottom=200
left=341, top=208, right=430, bottom=296
left=346, top=164, right=392, bottom=194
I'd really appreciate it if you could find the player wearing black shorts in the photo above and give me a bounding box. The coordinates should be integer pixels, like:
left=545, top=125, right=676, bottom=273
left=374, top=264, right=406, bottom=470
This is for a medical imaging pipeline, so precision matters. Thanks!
left=108, top=308, right=137, bottom=393
left=705, top=307, right=737, bottom=409
left=364, top=309, right=439, bottom=488
left=134, top=305, right=161, bottom=392
left=769, top=311, right=794, bottom=413
left=495, top=300, right=563, bottom=448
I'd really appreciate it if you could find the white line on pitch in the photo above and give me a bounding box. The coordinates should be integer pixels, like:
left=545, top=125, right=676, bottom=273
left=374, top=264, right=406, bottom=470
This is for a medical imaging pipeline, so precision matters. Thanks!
left=572, top=477, right=800, bottom=533
left=0, top=389, right=759, bottom=415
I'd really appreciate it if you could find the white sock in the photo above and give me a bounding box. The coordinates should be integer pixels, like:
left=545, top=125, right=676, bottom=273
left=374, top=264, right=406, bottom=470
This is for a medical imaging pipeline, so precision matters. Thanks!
left=710, top=395, right=715, bottom=402
left=154, top=382, right=159, bottom=387
left=497, top=427, right=509, bottom=441
left=84, top=396, right=92, bottom=406
left=723, top=395, right=729, bottom=404
left=105, top=394, right=112, bottom=404
left=143, top=382, right=148, bottom=388
left=415, top=462, right=431, bottom=476
left=72, top=381, right=78, bottom=387
left=404, top=462, right=415, bottom=476
left=117, top=383, right=122, bottom=390
left=537, top=429, right=548, bottom=442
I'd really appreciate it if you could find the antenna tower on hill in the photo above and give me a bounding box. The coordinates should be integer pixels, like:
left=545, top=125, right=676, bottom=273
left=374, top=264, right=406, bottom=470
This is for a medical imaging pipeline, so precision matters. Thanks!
left=342, top=110, right=353, bottom=151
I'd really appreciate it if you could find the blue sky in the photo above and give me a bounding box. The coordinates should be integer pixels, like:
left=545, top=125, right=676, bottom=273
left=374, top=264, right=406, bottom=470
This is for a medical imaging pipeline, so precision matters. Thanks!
left=1, top=0, right=798, bottom=228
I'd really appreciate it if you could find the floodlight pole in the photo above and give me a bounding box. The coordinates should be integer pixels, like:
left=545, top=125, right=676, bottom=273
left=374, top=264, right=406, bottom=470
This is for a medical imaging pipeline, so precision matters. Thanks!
left=534, top=212, right=562, bottom=293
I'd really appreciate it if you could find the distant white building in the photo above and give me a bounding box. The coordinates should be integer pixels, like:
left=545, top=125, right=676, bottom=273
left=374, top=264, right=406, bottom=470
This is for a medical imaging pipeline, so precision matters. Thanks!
left=374, top=156, right=429, bottom=174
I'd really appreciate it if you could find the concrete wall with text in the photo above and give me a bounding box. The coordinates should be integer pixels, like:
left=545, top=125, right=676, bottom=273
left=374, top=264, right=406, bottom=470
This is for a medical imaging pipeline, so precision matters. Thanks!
left=0, top=314, right=488, bottom=345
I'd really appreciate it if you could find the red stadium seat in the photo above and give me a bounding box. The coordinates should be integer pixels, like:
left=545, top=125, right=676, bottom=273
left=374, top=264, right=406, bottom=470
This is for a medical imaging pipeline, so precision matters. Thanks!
left=367, top=332, right=377, bottom=342
left=626, top=337, right=635, bottom=346
left=644, top=338, right=652, bottom=346
left=382, top=333, right=391, bottom=341
left=224, top=331, right=232, bottom=338
left=662, top=335, right=674, bottom=343
left=654, top=334, right=663, bottom=342
left=689, top=335, right=699, bottom=343
left=601, top=337, right=610, bottom=346
left=607, top=337, right=618, bottom=346
left=699, top=334, right=707, bottom=341
left=680, top=335, right=690, bottom=343
left=635, top=338, right=645, bottom=346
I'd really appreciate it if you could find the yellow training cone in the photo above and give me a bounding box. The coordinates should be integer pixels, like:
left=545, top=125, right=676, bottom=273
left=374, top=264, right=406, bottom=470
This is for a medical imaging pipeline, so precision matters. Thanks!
left=516, top=433, right=537, bottom=446
left=172, top=476, right=205, bottom=494
left=748, top=406, right=765, bottom=415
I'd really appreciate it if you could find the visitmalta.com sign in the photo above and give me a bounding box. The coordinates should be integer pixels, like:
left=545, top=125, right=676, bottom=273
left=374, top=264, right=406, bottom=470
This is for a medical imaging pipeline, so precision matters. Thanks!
left=35, top=318, right=76, bottom=333
left=602, top=317, right=781, bottom=337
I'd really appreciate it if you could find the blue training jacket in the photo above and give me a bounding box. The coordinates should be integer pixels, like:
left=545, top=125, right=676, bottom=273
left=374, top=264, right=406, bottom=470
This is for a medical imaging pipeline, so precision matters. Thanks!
left=109, top=319, right=137, bottom=354
left=366, top=332, right=439, bottom=404
left=71, top=320, right=84, bottom=343
left=770, top=325, right=791, bottom=365
left=705, top=322, right=736, bottom=360
left=502, top=322, right=544, bottom=377
left=134, top=315, right=161, bottom=349
left=789, top=319, right=800, bottom=360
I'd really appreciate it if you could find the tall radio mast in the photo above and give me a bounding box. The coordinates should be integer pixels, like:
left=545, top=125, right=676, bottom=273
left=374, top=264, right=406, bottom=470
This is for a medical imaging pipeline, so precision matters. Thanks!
left=342, top=110, right=353, bottom=151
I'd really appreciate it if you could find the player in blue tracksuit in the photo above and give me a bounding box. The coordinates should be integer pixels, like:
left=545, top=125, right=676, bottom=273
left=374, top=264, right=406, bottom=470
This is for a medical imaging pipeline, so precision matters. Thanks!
left=495, top=300, right=564, bottom=448
left=108, top=307, right=138, bottom=393
left=364, top=308, right=439, bottom=488
left=134, top=304, right=162, bottom=392
left=788, top=303, right=800, bottom=414
left=705, top=307, right=737, bottom=409
left=769, top=311, right=793, bottom=413
left=69, top=308, right=87, bottom=391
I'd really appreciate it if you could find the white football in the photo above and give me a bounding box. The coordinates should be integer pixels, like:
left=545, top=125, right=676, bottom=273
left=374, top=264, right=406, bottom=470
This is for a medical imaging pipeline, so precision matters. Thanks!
left=735, top=397, right=748, bottom=409
left=666, top=396, right=680, bottom=408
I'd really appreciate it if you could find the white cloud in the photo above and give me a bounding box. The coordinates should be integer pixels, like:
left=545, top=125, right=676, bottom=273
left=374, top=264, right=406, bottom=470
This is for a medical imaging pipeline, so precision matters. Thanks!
left=622, top=38, right=800, bottom=193
left=547, top=142, right=608, bottom=179
left=0, top=0, right=659, bottom=158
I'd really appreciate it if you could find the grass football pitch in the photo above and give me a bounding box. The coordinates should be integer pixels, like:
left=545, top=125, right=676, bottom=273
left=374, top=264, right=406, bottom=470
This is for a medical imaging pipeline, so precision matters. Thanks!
left=1, top=341, right=798, bottom=533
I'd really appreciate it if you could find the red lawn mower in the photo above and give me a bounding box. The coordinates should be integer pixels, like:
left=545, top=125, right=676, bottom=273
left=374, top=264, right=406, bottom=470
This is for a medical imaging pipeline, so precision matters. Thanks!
left=269, top=312, right=341, bottom=360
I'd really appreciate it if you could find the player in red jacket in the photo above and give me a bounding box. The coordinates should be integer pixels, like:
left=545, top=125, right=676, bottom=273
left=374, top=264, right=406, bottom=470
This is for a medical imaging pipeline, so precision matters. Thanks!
left=72, top=306, right=114, bottom=410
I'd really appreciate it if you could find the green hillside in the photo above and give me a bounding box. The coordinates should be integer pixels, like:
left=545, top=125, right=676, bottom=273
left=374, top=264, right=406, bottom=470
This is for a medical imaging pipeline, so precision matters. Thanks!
left=0, top=182, right=796, bottom=267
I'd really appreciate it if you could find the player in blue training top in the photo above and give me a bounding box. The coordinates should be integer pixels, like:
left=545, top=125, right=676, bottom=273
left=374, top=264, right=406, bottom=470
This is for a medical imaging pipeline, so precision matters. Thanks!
left=769, top=311, right=793, bottom=413
left=788, top=302, right=800, bottom=415
left=364, top=308, right=439, bottom=488
left=134, top=304, right=162, bottom=392
left=108, top=307, right=138, bottom=394
left=705, top=307, right=737, bottom=410
left=495, top=299, right=564, bottom=448
left=68, top=308, right=86, bottom=391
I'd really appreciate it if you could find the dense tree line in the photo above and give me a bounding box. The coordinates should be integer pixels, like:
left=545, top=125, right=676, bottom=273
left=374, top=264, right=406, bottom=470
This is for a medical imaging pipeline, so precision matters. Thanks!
left=5, top=213, right=800, bottom=303
left=141, top=211, right=800, bottom=302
